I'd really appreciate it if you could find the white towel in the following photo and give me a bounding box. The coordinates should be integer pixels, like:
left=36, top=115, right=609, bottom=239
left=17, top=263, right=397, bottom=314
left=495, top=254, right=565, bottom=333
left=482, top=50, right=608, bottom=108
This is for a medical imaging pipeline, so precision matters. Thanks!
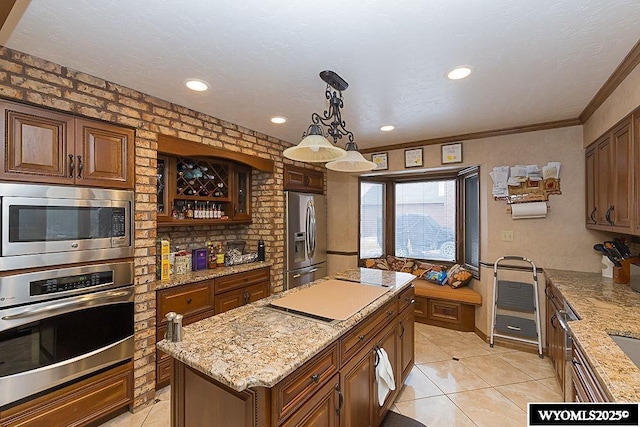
left=375, top=347, right=396, bottom=406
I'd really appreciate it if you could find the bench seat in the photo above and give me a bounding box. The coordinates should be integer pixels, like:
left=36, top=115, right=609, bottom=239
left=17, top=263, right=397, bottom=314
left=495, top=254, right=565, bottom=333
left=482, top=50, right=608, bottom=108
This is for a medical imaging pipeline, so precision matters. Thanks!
left=413, top=279, right=482, bottom=332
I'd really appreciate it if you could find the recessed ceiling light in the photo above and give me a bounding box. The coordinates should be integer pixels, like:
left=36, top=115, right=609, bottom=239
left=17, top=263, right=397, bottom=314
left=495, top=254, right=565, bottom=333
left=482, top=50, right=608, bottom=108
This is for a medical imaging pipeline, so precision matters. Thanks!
left=447, top=66, right=472, bottom=80
left=379, top=125, right=395, bottom=132
left=270, top=116, right=287, bottom=124
left=185, top=79, right=209, bottom=91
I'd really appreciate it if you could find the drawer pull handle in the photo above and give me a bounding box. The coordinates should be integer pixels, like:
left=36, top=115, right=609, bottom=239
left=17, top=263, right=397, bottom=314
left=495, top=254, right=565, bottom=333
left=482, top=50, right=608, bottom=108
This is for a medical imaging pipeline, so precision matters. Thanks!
left=399, top=323, right=405, bottom=338
left=410, top=299, right=415, bottom=304
left=386, top=310, right=394, bottom=316
left=187, top=298, right=192, bottom=304
left=358, top=334, right=366, bottom=341
left=572, top=358, right=581, bottom=367
left=335, top=384, right=343, bottom=415
left=310, top=374, right=319, bottom=382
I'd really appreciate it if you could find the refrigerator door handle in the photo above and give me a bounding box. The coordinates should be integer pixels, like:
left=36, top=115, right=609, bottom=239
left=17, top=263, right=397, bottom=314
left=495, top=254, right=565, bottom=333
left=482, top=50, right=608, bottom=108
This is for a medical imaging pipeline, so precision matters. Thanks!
left=306, top=200, right=316, bottom=258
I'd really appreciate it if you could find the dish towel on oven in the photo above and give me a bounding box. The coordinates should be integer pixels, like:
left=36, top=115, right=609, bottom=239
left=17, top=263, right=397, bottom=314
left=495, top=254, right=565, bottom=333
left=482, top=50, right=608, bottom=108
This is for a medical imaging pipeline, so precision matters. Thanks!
left=375, top=347, right=395, bottom=406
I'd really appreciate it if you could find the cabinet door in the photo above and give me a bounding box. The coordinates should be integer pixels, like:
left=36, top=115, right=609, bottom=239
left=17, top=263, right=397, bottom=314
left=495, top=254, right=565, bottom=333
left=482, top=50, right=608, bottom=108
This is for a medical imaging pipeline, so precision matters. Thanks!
left=596, top=135, right=613, bottom=226
left=339, top=347, right=374, bottom=427
left=75, top=118, right=134, bottom=189
left=305, top=170, right=324, bottom=193
left=373, top=322, right=399, bottom=426
left=0, top=101, right=75, bottom=184
left=246, top=282, right=270, bottom=304
left=279, top=374, right=340, bottom=427
left=611, top=118, right=633, bottom=230
left=232, top=165, right=252, bottom=221
left=585, top=147, right=597, bottom=226
left=215, top=287, right=245, bottom=314
left=397, top=305, right=414, bottom=385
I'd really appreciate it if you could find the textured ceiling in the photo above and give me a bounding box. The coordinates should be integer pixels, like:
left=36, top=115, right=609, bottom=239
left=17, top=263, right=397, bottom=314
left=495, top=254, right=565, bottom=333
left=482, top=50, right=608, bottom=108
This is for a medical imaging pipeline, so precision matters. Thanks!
left=4, top=0, right=640, bottom=149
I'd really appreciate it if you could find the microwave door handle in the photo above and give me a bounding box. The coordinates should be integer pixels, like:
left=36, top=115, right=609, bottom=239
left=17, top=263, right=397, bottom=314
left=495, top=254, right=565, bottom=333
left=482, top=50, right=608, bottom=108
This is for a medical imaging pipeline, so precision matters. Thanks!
left=1, top=289, right=133, bottom=322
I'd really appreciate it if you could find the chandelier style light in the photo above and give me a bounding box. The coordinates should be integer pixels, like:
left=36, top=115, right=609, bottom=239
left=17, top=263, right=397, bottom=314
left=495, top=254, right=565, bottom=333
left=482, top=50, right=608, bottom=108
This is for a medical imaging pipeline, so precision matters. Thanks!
left=284, top=71, right=376, bottom=172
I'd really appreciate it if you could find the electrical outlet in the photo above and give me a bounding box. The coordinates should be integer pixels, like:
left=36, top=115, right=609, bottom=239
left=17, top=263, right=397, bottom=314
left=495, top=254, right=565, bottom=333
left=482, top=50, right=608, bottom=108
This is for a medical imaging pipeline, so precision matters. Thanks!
left=501, top=231, right=514, bottom=242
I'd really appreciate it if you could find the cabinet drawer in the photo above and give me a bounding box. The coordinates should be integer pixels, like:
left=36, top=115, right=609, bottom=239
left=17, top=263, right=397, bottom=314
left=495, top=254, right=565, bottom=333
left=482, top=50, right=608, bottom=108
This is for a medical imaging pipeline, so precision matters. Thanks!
left=0, top=362, right=132, bottom=426
left=340, top=298, right=397, bottom=364
left=157, top=280, right=214, bottom=324
left=398, top=284, right=415, bottom=312
left=428, top=299, right=461, bottom=324
left=272, top=342, right=338, bottom=424
left=214, top=267, right=270, bottom=294
left=572, top=342, right=609, bottom=402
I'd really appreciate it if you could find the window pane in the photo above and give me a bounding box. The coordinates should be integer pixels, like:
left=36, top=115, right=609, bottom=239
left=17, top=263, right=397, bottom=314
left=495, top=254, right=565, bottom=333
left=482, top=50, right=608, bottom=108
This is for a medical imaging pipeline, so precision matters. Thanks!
left=464, top=172, right=480, bottom=270
left=395, top=180, right=456, bottom=261
left=360, top=182, right=384, bottom=258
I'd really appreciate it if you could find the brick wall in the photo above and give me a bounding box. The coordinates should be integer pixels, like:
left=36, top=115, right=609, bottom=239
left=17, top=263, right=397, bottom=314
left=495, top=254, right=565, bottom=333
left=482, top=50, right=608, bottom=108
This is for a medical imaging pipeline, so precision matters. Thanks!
left=0, top=46, right=324, bottom=411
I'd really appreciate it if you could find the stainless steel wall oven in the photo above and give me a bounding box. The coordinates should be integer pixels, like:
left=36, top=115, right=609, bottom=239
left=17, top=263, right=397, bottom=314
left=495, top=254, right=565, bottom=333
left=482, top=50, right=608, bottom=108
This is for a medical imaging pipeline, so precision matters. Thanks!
left=0, top=183, right=133, bottom=271
left=0, top=261, right=134, bottom=408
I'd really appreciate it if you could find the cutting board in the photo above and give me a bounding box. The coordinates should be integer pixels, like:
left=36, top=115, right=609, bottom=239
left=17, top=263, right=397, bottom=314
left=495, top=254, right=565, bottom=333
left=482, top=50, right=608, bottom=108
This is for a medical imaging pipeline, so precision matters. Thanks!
left=271, top=279, right=389, bottom=321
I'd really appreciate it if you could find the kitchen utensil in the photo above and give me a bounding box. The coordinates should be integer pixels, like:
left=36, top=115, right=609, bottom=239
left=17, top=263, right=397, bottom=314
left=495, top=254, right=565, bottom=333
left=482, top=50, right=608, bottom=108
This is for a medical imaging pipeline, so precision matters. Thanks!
left=604, top=241, right=624, bottom=260
left=614, top=238, right=632, bottom=258
left=594, top=244, right=621, bottom=267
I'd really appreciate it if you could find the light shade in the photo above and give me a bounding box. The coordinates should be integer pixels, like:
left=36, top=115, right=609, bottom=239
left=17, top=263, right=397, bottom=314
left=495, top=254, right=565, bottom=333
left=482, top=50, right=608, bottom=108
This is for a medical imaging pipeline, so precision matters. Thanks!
left=283, top=125, right=346, bottom=162
left=325, top=143, right=376, bottom=173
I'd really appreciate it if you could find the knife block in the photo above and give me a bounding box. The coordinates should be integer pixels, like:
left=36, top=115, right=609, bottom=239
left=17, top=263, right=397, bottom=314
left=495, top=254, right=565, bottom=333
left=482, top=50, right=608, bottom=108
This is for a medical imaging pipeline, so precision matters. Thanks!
left=613, top=256, right=640, bottom=284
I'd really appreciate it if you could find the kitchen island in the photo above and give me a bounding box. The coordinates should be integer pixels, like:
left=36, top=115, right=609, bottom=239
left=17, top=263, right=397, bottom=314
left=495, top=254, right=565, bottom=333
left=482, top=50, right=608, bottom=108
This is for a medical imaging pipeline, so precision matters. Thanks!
left=545, top=269, right=640, bottom=402
left=157, top=268, right=416, bottom=427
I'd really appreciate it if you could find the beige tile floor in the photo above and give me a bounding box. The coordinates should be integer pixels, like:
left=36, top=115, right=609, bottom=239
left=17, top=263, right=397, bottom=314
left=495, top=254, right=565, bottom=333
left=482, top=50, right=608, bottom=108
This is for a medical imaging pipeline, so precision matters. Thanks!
left=101, top=323, right=562, bottom=427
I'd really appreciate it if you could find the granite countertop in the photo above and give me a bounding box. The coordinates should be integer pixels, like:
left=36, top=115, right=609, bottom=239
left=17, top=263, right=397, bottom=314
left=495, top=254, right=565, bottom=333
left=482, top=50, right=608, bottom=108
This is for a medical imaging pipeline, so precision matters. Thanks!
left=545, top=269, right=640, bottom=402
left=156, top=268, right=415, bottom=392
left=152, top=260, right=273, bottom=290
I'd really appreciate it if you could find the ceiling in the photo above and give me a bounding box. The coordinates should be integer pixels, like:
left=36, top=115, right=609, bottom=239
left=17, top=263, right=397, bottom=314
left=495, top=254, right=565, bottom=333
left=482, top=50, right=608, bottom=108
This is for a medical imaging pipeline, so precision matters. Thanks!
left=3, top=0, right=640, bottom=150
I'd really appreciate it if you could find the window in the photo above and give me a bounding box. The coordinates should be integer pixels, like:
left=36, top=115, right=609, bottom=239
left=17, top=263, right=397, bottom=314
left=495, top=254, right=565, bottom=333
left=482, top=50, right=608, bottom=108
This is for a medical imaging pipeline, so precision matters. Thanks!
left=359, top=167, right=480, bottom=274
left=360, top=182, right=385, bottom=258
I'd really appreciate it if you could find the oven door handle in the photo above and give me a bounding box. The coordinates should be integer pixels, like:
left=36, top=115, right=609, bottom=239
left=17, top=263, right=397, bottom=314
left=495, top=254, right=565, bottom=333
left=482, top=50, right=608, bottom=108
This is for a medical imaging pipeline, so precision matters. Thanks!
left=1, top=289, right=134, bottom=322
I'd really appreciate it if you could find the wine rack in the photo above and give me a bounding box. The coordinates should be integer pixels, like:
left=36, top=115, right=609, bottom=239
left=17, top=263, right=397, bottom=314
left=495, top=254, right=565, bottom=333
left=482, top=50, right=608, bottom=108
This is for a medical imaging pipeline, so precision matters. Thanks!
left=176, top=157, right=229, bottom=199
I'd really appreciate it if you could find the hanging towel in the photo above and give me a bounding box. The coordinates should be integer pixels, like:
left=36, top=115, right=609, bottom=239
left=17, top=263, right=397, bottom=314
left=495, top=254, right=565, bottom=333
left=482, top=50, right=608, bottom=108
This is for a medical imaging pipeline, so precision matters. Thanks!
left=375, top=347, right=396, bottom=406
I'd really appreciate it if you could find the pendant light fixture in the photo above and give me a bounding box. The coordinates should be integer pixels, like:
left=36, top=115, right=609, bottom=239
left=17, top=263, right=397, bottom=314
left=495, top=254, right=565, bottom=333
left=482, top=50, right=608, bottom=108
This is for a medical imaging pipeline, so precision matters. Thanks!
left=284, top=71, right=375, bottom=172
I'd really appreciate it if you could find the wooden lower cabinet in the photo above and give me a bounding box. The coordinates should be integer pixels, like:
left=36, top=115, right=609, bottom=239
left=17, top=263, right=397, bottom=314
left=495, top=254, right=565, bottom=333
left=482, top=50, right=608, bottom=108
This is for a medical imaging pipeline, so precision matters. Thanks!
left=156, top=268, right=271, bottom=388
left=0, top=362, right=132, bottom=427
left=281, top=375, right=340, bottom=427
left=214, top=267, right=271, bottom=315
left=169, top=285, right=415, bottom=427
left=571, top=341, right=609, bottom=402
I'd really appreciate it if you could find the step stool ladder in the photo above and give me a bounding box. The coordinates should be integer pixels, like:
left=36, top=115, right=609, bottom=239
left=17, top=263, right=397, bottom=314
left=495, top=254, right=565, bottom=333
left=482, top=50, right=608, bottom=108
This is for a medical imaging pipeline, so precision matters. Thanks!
left=489, top=256, right=543, bottom=358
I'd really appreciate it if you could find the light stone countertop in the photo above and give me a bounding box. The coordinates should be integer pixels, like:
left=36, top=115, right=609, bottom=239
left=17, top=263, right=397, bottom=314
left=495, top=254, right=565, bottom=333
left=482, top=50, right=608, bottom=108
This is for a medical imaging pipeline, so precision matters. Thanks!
left=545, top=269, right=640, bottom=402
left=156, top=268, right=415, bottom=392
left=152, top=260, right=273, bottom=290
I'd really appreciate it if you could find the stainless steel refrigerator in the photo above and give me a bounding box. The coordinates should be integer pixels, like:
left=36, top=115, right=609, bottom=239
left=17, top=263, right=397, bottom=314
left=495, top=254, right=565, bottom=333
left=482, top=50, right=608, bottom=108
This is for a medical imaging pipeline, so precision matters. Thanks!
left=285, top=192, right=327, bottom=289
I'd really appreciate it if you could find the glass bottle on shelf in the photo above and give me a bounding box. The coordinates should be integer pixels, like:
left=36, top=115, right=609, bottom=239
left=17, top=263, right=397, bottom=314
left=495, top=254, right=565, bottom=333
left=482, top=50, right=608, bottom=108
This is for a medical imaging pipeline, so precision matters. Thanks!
left=186, top=203, right=193, bottom=219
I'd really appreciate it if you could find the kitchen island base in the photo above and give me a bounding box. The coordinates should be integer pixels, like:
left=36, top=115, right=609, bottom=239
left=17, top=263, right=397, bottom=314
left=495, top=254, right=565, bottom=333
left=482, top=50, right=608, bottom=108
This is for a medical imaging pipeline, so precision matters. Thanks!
left=167, top=282, right=415, bottom=427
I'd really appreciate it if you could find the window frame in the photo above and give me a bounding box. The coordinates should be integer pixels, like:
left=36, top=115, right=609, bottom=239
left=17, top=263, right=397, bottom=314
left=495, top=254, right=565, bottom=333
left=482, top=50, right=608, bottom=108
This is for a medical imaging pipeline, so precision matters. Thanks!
left=358, top=167, right=480, bottom=278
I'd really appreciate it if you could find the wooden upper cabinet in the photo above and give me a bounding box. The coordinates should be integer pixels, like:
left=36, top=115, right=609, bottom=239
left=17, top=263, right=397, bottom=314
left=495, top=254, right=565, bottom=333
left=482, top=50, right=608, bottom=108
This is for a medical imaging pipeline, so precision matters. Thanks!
left=75, top=119, right=134, bottom=189
left=611, top=118, right=633, bottom=230
left=586, top=116, right=634, bottom=233
left=284, top=164, right=324, bottom=193
left=0, top=101, right=75, bottom=184
left=585, top=147, right=597, bottom=225
left=0, top=100, right=134, bottom=189
left=595, top=135, right=613, bottom=226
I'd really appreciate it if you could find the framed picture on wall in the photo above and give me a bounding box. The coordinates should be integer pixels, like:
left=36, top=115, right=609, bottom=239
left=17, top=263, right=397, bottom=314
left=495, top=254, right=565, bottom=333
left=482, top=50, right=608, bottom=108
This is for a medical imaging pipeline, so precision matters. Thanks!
left=441, top=142, right=463, bottom=164
left=371, top=152, right=388, bottom=170
left=404, top=148, right=423, bottom=168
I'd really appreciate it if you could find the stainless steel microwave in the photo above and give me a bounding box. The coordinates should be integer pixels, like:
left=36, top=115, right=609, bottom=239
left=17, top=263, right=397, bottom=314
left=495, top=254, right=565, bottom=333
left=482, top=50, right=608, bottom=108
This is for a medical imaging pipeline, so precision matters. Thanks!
left=0, top=183, right=133, bottom=271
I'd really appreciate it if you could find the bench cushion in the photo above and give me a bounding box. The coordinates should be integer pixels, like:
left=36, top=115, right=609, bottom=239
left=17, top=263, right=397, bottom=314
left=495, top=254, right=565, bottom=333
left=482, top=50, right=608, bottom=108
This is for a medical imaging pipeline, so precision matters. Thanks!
left=413, top=279, right=482, bottom=305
